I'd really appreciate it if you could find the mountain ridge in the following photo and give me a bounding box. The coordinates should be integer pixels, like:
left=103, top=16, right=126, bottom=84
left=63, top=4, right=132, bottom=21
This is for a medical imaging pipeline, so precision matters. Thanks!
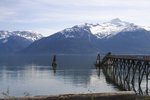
left=2, top=18, right=150, bottom=55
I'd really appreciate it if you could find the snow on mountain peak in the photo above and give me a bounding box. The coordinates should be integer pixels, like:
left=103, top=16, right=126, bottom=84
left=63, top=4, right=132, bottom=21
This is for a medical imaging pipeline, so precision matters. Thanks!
left=89, top=18, right=142, bottom=39
left=0, top=31, right=43, bottom=41
left=60, top=24, right=90, bottom=38
left=57, top=18, right=146, bottom=39
left=13, top=31, right=43, bottom=41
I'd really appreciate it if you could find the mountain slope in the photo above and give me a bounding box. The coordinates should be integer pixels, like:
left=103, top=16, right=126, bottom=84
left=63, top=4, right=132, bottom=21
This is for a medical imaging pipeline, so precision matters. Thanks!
left=97, top=29, right=150, bottom=54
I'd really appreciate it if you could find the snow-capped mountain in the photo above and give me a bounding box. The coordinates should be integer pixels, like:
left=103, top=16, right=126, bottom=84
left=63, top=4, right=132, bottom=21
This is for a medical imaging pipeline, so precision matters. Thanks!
left=0, top=31, right=43, bottom=41
left=10, top=18, right=150, bottom=55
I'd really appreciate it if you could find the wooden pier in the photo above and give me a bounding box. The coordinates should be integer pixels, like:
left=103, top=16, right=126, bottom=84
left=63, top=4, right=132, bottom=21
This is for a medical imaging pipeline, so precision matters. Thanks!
left=98, top=52, right=150, bottom=95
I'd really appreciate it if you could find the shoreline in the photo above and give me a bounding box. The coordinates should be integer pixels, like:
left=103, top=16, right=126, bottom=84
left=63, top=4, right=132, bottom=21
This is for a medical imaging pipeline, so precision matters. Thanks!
left=0, top=91, right=137, bottom=100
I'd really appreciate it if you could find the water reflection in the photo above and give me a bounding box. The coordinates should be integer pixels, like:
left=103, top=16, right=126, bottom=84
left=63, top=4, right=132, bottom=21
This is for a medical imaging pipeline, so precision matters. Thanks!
left=0, top=55, right=118, bottom=97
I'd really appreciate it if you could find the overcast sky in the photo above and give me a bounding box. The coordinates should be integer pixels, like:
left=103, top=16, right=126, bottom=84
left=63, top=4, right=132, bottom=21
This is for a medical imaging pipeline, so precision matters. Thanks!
left=0, top=0, right=150, bottom=36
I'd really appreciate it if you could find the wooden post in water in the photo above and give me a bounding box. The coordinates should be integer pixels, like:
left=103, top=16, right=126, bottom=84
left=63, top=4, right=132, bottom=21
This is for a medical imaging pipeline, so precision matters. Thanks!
left=52, top=55, right=57, bottom=72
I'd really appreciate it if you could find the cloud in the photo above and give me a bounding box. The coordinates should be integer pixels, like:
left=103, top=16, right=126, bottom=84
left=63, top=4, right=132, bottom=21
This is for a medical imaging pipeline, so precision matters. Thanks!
left=0, top=7, right=16, bottom=21
left=26, top=0, right=150, bottom=7
left=33, top=28, right=61, bottom=36
left=0, top=0, right=150, bottom=36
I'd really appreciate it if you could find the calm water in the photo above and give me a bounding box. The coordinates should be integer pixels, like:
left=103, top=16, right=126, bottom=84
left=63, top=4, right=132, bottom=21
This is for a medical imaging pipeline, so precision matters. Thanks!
left=0, top=55, right=119, bottom=97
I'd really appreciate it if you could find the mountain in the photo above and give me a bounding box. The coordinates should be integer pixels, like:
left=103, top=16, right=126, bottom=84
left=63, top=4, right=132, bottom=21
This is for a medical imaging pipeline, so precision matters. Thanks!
left=20, top=18, right=150, bottom=54
left=0, top=31, right=43, bottom=55
left=21, top=25, right=99, bottom=54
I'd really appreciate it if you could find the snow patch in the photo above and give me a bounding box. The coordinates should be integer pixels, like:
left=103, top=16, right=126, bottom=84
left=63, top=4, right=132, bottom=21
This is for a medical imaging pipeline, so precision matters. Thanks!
left=65, top=34, right=75, bottom=38
left=90, top=23, right=125, bottom=38
left=141, top=26, right=150, bottom=31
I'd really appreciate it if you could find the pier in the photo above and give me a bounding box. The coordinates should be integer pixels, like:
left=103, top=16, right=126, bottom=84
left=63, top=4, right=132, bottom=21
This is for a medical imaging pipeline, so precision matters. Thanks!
left=98, top=52, right=150, bottom=95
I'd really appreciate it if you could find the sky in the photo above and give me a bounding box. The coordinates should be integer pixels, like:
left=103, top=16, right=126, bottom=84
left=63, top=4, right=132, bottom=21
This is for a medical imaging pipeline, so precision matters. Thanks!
left=0, top=0, right=150, bottom=36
